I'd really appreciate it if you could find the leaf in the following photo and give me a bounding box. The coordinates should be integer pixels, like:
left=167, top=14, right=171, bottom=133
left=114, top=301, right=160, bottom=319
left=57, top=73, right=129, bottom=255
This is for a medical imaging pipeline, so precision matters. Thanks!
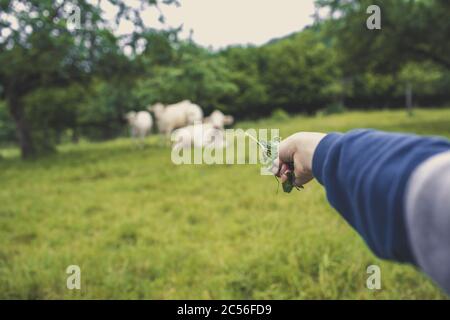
left=282, top=171, right=295, bottom=193
left=256, top=135, right=299, bottom=193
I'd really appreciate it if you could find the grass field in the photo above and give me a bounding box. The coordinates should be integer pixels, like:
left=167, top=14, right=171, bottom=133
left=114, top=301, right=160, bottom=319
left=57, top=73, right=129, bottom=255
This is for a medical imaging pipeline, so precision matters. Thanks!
left=1, top=108, right=449, bottom=299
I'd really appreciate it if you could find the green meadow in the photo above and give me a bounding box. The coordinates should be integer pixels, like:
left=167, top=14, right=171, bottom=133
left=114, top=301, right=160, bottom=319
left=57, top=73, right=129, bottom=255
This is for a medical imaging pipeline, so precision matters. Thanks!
left=1, top=108, right=449, bottom=299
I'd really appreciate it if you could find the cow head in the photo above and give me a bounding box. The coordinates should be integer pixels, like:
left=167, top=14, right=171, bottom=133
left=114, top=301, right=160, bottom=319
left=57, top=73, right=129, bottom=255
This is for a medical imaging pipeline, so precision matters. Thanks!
left=224, top=115, right=234, bottom=126
left=147, top=103, right=165, bottom=118
left=124, top=111, right=137, bottom=124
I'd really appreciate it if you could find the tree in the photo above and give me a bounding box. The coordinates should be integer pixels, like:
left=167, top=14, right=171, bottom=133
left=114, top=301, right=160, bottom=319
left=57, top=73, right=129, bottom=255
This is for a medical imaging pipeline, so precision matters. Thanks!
left=0, top=100, right=16, bottom=145
left=260, top=29, right=342, bottom=114
left=133, top=43, right=238, bottom=115
left=398, top=62, right=443, bottom=114
left=317, top=0, right=450, bottom=73
left=220, top=46, right=269, bottom=118
left=0, top=0, right=177, bottom=158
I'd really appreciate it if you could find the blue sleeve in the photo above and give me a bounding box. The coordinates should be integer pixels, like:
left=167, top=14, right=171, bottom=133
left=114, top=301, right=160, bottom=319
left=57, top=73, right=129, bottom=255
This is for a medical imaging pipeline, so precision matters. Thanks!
left=312, top=129, right=450, bottom=264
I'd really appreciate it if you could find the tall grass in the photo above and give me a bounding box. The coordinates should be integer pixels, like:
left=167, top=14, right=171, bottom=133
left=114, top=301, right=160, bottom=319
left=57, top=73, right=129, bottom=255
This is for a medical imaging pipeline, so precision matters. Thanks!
left=0, top=108, right=449, bottom=299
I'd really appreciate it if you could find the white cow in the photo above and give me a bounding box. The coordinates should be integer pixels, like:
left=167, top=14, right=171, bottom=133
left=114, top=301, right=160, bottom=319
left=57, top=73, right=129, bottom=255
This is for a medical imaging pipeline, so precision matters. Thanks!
left=148, top=100, right=203, bottom=137
left=125, top=111, right=153, bottom=143
left=171, top=123, right=227, bottom=151
left=204, top=110, right=234, bottom=129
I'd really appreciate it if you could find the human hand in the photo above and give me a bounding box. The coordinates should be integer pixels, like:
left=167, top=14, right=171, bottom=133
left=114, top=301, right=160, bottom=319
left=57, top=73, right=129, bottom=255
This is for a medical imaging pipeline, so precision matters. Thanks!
left=272, top=132, right=326, bottom=187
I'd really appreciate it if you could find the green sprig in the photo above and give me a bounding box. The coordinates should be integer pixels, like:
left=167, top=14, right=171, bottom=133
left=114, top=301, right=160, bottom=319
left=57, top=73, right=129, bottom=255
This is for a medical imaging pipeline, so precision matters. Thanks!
left=246, top=133, right=300, bottom=193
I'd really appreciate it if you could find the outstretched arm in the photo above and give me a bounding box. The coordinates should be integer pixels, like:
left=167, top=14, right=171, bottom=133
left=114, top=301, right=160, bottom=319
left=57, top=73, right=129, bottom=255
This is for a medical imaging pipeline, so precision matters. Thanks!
left=276, top=129, right=450, bottom=292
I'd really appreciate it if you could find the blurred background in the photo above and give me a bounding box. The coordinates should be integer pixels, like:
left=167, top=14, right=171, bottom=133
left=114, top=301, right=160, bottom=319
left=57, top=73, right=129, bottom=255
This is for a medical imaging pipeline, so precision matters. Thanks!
left=0, top=0, right=449, bottom=299
left=1, top=0, right=449, bottom=157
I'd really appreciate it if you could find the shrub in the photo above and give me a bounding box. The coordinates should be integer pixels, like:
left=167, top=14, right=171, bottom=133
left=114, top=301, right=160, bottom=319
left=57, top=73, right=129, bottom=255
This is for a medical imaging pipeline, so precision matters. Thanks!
left=270, top=108, right=290, bottom=121
left=323, top=103, right=347, bottom=115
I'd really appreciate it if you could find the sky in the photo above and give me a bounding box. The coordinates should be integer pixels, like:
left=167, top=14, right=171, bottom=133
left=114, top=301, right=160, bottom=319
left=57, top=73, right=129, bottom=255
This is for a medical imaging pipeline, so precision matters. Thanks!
left=103, top=0, right=318, bottom=50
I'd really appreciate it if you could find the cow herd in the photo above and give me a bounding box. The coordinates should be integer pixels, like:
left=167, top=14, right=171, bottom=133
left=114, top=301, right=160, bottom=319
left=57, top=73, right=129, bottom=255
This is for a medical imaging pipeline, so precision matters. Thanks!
left=125, top=100, right=234, bottom=149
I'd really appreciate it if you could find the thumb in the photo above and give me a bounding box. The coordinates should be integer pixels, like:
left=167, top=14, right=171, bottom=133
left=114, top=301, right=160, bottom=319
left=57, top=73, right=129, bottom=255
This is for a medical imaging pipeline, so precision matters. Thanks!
left=277, top=137, right=297, bottom=166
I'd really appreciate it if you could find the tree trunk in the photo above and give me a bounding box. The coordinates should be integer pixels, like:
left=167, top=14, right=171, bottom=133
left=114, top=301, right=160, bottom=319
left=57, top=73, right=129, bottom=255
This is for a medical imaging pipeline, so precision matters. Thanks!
left=405, top=82, right=413, bottom=116
left=8, top=97, right=36, bottom=159
left=72, top=126, right=79, bottom=144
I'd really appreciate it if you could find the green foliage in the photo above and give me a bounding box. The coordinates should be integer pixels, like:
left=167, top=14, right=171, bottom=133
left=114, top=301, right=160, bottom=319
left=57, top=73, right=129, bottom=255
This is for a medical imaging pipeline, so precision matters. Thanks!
left=318, top=0, right=450, bottom=73
left=398, top=62, right=443, bottom=96
left=260, top=30, right=343, bottom=114
left=1, top=108, right=449, bottom=299
left=21, top=85, right=86, bottom=153
left=323, top=102, right=347, bottom=115
left=133, top=49, right=238, bottom=114
left=220, top=46, right=269, bottom=116
left=1, top=0, right=450, bottom=156
left=0, top=0, right=173, bottom=158
left=0, top=101, right=16, bottom=146
left=270, top=109, right=290, bottom=121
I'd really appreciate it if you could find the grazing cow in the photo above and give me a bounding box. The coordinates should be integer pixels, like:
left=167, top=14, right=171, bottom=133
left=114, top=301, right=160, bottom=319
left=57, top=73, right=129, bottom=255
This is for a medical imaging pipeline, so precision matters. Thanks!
left=171, top=123, right=227, bottom=151
left=125, top=111, right=153, bottom=143
left=204, top=110, right=234, bottom=129
left=148, top=100, right=204, bottom=137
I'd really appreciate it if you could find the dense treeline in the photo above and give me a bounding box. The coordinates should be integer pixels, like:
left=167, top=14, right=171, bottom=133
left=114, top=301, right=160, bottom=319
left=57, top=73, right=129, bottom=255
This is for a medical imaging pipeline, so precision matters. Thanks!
left=0, top=0, right=449, bottom=158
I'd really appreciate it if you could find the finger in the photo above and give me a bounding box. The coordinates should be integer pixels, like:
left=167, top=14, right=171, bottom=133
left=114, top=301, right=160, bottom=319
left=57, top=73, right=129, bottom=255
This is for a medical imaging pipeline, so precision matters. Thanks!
left=277, top=135, right=298, bottom=164
left=292, top=163, right=313, bottom=186
left=270, top=158, right=280, bottom=175
left=280, top=171, right=290, bottom=184
left=278, top=163, right=289, bottom=178
left=290, top=156, right=306, bottom=186
left=294, top=175, right=309, bottom=187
